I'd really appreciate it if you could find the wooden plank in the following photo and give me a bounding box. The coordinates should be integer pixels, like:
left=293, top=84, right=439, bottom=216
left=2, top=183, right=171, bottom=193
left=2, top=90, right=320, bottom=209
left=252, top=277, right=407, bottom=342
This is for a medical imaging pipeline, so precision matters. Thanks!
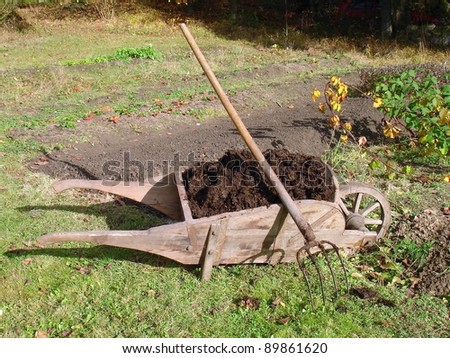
left=200, top=219, right=228, bottom=280
left=267, top=206, right=289, bottom=265
left=52, top=175, right=183, bottom=220
left=201, top=223, right=218, bottom=281
left=174, top=171, right=193, bottom=221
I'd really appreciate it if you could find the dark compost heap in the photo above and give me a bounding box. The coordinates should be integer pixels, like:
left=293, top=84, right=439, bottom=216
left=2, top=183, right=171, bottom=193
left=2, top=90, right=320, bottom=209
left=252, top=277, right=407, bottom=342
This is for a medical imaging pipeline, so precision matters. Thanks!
left=182, top=149, right=336, bottom=219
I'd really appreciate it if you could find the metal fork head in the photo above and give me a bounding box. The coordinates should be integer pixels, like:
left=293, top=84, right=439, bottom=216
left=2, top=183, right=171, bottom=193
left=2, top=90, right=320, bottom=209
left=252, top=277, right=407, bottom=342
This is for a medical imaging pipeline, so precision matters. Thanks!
left=296, top=240, right=349, bottom=309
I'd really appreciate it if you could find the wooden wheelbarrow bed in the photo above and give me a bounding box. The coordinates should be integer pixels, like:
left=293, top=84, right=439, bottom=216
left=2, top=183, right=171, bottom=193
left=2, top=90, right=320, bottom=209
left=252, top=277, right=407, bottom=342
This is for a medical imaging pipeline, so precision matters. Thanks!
left=37, top=172, right=389, bottom=279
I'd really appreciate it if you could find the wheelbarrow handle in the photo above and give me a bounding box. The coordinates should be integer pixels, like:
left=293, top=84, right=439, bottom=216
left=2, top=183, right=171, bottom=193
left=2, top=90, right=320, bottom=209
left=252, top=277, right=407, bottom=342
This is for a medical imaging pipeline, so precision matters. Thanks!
left=180, top=23, right=315, bottom=242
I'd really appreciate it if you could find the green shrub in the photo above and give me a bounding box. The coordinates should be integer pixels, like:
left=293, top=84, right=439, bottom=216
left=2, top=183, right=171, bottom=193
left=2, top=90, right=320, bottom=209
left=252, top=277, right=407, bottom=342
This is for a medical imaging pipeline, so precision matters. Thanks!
left=373, top=69, right=450, bottom=156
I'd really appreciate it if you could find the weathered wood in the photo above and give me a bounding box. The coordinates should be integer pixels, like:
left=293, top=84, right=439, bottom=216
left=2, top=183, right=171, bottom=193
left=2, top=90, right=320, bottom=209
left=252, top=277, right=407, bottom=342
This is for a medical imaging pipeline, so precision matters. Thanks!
left=200, top=221, right=227, bottom=281
left=339, top=183, right=392, bottom=240
left=37, top=200, right=375, bottom=266
left=174, top=171, right=193, bottom=221
left=52, top=174, right=182, bottom=221
left=266, top=206, right=289, bottom=265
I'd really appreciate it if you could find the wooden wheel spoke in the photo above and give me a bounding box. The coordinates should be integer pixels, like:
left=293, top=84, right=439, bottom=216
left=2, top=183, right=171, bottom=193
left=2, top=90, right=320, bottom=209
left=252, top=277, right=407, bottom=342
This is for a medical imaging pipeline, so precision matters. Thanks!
left=364, top=218, right=383, bottom=225
left=360, top=201, right=380, bottom=217
left=352, top=193, right=363, bottom=213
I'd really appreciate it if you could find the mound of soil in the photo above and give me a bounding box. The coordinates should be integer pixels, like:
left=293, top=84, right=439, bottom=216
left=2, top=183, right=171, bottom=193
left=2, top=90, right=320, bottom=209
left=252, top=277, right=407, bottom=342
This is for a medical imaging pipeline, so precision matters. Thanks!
left=182, top=149, right=336, bottom=219
left=395, top=211, right=450, bottom=297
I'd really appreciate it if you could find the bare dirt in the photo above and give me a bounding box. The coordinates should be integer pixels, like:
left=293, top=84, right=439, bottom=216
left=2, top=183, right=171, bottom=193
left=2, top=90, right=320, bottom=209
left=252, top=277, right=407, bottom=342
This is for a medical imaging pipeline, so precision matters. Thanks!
left=9, top=66, right=450, bottom=297
left=394, top=211, right=450, bottom=297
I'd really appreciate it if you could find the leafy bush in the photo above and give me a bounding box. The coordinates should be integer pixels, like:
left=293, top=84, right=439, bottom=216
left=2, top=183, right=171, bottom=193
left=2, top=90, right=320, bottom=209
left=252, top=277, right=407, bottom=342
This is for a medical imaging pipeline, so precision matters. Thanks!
left=373, top=69, right=450, bottom=155
left=64, top=44, right=163, bottom=66
left=359, top=64, right=449, bottom=92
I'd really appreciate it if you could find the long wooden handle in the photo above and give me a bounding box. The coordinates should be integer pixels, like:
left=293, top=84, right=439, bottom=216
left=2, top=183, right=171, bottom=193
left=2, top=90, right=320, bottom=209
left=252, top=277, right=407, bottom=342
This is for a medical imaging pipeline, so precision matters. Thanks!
left=180, top=23, right=315, bottom=242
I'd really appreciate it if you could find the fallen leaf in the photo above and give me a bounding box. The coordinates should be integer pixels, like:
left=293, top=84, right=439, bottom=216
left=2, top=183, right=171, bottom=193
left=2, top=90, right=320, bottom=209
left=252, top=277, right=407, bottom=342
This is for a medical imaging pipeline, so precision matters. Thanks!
left=109, top=116, right=120, bottom=124
left=358, top=137, right=367, bottom=147
left=74, top=265, right=92, bottom=275
left=239, top=296, right=260, bottom=310
left=38, top=287, right=49, bottom=295
left=270, top=297, right=282, bottom=308
left=368, top=271, right=382, bottom=279
left=100, top=105, right=113, bottom=113
left=351, top=272, right=364, bottom=279
left=21, top=258, right=32, bottom=265
left=350, top=287, right=378, bottom=299
left=35, top=331, right=48, bottom=338
left=287, top=104, right=295, bottom=109
left=278, top=316, right=291, bottom=325
left=60, top=330, right=72, bottom=338
left=424, top=209, right=437, bottom=215
left=409, top=277, right=420, bottom=289
left=416, top=175, right=432, bottom=184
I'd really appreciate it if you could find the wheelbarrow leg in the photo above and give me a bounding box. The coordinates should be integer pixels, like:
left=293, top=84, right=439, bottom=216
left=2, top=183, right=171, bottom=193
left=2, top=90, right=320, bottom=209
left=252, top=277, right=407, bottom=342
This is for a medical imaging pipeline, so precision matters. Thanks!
left=200, top=219, right=228, bottom=281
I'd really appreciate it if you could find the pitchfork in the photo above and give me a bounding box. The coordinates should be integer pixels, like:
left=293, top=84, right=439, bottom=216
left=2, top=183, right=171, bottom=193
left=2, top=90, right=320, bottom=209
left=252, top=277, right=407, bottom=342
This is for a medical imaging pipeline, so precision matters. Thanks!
left=180, top=23, right=349, bottom=307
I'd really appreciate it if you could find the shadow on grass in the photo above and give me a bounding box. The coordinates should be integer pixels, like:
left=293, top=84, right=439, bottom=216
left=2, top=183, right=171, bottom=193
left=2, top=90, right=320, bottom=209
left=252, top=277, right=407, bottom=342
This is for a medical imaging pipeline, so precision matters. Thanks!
left=5, top=245, right=197, bottom=274
left=17, top=202, right=170, bottom=231
left=9, top=203, right=198, bottom=274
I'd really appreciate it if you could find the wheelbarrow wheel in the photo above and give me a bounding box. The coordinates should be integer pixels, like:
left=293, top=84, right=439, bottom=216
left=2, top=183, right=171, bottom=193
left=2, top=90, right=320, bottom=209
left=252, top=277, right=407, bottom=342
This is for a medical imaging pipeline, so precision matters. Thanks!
left=339, top=182, right=392, bottom=240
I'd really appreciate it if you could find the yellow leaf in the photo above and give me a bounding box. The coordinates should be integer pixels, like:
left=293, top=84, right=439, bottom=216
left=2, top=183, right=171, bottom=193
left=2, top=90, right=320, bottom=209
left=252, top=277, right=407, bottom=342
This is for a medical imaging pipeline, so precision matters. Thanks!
left=439, top=108, right=450, bottom=125
left=342, top=122, right=352, bottom=132
left=311, top=89, right=321, bottom=102
left=330, top=76, right=340, bottom=87
left=443, top=174, right=450, bottom=182
left=332, top=102, right=342, bottom=112
left=340, top=134, right=348, bottom=143
left=328, top=114, right=340, bottom=128
left=373, top=97, right=383, bottom=108
left=383, top=123, right=400, bottom=139
left=318, top=102, right=326, bottom=114
left=338, top=83, right=348, bottom=96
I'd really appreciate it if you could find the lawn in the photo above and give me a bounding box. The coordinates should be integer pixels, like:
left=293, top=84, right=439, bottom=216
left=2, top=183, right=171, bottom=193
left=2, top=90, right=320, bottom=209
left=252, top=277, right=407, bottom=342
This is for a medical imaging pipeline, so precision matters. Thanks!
left=0, top=3, right=449, bottom=338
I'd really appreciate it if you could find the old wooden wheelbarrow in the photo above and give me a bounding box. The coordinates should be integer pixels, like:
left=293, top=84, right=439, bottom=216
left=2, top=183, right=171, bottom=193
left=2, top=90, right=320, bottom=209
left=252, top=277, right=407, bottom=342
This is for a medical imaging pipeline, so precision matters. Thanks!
left=37, top=24, right=392, bottom=305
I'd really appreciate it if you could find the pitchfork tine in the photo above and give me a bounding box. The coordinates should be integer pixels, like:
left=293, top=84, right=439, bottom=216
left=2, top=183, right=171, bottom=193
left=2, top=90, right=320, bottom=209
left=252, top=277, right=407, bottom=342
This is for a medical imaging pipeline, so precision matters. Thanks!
left=322, top=240, right=350, bottom=294
left=297, top=253, right=315, bottom=309
left=318, top=242, right=339, bottom=297
left=297, top=240, right=349, bottom=308
left=306, top=246, right=326, bottom=305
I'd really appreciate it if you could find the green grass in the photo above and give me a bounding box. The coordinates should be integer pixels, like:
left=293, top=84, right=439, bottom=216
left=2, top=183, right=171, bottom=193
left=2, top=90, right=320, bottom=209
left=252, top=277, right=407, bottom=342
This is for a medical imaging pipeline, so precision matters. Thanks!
left=63, top=44, right=163, bottom=66
left=1, top=5, right=449, bottom=338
